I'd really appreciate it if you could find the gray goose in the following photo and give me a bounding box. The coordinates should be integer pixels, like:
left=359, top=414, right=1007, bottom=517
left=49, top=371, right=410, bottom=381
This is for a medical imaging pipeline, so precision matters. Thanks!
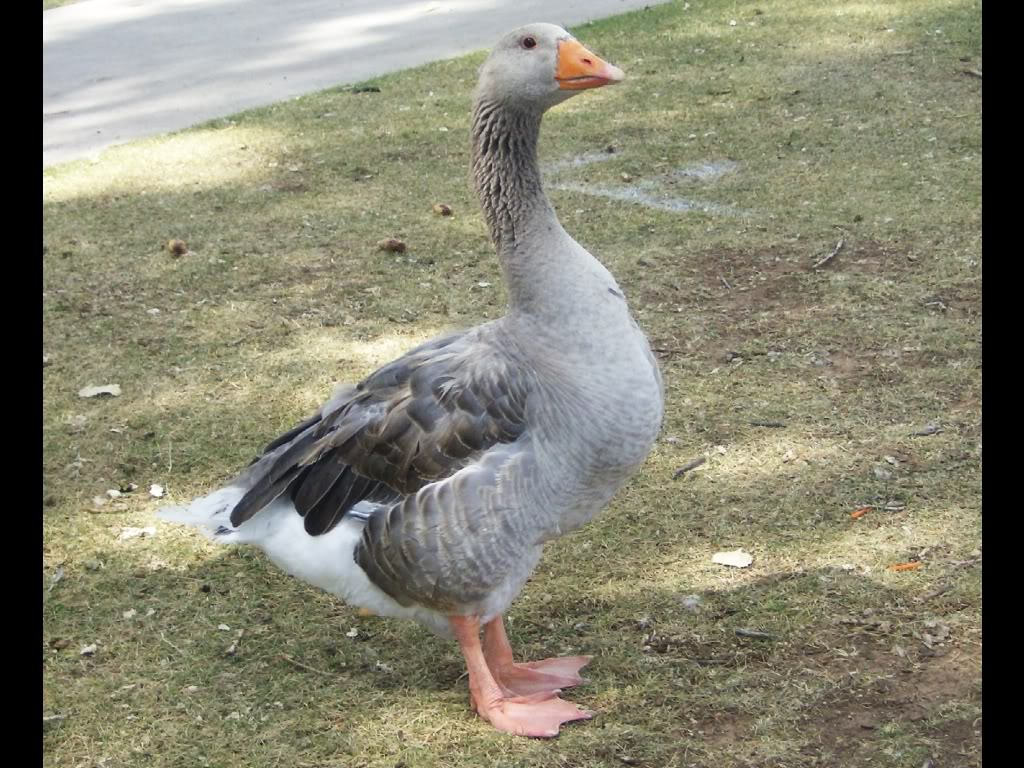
left=160, top=23, right=664, bottom=738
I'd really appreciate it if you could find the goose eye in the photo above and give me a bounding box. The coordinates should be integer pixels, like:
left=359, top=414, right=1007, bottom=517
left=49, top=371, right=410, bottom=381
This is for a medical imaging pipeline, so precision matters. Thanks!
left=522, top=37, right=537, bottom=50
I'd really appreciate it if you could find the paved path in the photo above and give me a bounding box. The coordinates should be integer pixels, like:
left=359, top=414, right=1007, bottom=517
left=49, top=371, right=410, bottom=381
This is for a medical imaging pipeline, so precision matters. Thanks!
left=43, top=0, right=668, bottom=167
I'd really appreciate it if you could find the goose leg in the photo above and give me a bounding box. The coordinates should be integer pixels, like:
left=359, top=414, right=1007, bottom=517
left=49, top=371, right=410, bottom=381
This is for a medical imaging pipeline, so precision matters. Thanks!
left=482, top=615, right=591, bottom=697
left=450, top=615, right=593, bottom=738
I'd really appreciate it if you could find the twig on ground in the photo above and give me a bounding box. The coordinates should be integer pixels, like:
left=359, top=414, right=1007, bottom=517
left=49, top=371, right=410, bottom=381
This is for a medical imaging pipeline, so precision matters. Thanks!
left=160, top=632, right=186, bottom=656
left=673, top=456, right=707, bottom=479
left=813, top=238, right=846, bottom=270
left=280, top=654, right=329, bottom=676
left=735, top=628, right=774, bottom=640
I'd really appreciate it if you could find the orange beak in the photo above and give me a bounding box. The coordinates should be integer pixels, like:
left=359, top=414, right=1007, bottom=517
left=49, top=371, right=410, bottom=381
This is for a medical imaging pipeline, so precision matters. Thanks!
left=555, top=39, right=625, bottom=90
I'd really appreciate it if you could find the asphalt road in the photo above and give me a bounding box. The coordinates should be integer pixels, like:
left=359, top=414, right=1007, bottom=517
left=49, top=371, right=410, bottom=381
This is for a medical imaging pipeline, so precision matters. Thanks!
left=43, top=0, right=668, bottom=167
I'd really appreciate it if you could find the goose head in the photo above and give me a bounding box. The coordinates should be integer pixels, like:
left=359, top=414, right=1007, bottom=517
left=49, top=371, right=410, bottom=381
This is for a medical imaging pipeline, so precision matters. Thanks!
left=476, top=23, right=624, bottom=112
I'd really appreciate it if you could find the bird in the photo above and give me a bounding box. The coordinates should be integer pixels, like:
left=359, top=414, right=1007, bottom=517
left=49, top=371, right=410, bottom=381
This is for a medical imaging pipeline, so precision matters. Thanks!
left=159, top=22, right=664, bottom=738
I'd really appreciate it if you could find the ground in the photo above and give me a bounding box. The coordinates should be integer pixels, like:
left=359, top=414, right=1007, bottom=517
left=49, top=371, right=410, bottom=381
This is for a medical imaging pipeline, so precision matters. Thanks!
left=43, top=1, right=981, bottom=766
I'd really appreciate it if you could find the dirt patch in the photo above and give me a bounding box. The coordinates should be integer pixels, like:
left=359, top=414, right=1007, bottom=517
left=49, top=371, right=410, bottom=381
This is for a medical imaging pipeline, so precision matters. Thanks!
left=674, top=627, right=980, bottom=765
left=802, top=638, right=980, bottom=764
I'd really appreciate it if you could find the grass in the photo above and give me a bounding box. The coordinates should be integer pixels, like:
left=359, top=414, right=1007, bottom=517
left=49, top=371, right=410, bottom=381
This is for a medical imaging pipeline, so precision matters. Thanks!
left=44, top=0, right=78, bottom=10
left=43, top=1, right=981, bottom=766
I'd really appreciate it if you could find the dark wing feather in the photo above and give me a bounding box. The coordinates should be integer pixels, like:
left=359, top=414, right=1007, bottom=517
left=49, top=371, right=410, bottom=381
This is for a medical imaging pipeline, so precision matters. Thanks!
left=229, top=329, right=533, bottom=534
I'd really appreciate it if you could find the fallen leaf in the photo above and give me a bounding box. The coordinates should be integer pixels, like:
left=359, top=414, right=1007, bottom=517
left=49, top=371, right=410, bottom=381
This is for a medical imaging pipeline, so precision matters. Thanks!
left=873, top=466, right=893, bottom=481
left=78, top=384, right=122, bottom=398
left=377, top=238, right=407, bottom=253
left=166, top=239, right=188, bottom=257
left=432, top=203, right=453, bottom=216
left=680, top=595, right=702, bottom=611
left=49, top=638, right=71, bottom=650
left=712, top=549, right=753, bottom=568
left=48, top=566, right=65, bottom=592
left=888, top=561, right=922, bottom=572
left=149, top=484, right=165, bottom=498
left=850, top=507, right=871, bottom=520
left=118, top=526, right=157, bottom=541
left=67, top=414, right=89, bottom=433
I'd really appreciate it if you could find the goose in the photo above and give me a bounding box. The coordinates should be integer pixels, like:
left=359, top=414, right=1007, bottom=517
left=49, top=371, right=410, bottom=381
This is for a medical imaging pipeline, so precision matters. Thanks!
left=160, top=22, right=664, bottom=738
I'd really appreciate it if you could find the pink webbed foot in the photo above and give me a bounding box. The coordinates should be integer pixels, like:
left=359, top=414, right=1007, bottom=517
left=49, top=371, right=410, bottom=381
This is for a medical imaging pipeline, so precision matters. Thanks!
left=475, top=690, right=593, bottom=738
left=482, top=615, right=592, bottom=696
left=492, top=655, right=592, bottom=697
left=451, top=615, right=595, bottom=738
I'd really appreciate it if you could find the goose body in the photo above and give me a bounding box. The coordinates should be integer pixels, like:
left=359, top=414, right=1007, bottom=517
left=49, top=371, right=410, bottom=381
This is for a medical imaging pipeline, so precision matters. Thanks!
left=160, top=23, right=663, bottom=737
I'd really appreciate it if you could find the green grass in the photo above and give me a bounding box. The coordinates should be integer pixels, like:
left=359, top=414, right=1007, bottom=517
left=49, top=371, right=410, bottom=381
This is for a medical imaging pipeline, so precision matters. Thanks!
left=44, top=0, right=78, bottom=10
left=43, top=1, right=981, bottom=766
